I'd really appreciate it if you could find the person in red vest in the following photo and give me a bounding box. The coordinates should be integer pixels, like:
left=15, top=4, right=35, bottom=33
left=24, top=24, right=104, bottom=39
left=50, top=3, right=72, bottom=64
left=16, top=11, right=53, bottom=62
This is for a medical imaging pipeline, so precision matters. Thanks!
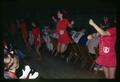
left=32, top=21, right=42, bottom=62
left=18, top=19, right=32, bottom=54
left=52, top=10, right=74, bottom=56
left=88, top=16, right=117, bottom=79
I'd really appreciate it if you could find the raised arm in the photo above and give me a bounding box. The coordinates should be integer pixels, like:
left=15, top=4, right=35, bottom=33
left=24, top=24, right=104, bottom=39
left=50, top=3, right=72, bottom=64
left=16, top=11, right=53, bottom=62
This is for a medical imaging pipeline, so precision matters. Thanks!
left=52, top=16, right=57, bottom=23
left=68, top=20, right=74, bottom=28
left=89, top=19, right=110, bottom=36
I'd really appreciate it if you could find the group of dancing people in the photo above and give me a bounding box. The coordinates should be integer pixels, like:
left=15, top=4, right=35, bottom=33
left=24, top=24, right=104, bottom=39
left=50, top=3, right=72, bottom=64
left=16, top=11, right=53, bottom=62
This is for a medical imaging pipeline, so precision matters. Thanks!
left=3, top=9, right=117, bottom=79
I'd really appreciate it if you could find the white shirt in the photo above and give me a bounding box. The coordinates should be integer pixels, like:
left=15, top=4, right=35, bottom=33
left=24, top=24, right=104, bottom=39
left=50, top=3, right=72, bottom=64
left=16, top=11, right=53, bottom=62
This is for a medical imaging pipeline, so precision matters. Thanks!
left=87, top=37, right=99, bottom=54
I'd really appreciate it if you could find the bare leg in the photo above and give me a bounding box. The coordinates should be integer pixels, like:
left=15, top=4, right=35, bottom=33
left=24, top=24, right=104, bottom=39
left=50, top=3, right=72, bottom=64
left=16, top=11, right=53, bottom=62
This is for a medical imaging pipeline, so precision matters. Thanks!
left=55, top=42, right=61, bottom=56
left=57, top=43, right=61, bottom=53
left=60, top=44, right=68, bottom=54
left=24, top=38, right=32, bottom=53
left=103, top=66, right=109, bottom=79
left=109, top=67, right=116, bottom=79
left=52, top=39, right=57, bottom=55
left=36, top=44, right=42, bottom=62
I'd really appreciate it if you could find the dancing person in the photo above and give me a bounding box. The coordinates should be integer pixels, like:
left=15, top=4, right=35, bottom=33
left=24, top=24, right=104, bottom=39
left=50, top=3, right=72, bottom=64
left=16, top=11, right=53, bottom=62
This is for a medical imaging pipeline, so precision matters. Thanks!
left=87, top=16, right=117, bottom=79
left=17, top=19, right=32, bottom=54
left=52, top=10, right=74, bottom=56
left=32, top=21, right=42, bottom=62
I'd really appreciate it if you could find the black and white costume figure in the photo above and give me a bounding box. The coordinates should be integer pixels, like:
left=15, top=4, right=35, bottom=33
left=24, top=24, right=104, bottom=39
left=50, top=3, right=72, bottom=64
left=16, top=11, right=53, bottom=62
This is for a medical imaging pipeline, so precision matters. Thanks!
left=4, top=43, right=39, bottom=79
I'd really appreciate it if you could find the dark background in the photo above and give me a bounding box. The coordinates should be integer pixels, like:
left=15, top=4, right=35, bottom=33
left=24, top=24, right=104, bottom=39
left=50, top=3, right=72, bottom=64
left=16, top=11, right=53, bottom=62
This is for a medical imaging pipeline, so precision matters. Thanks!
left=1, top=0, right=119, bottom=79
left=1, top=0, right=117, bottom=30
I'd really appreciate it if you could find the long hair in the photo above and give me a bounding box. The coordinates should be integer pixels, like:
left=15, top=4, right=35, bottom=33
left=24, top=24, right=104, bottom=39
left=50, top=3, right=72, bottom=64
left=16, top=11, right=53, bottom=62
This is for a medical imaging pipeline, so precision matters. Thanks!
left=101, top=15, right=116, bottom=30
left=58, top=9, right=68, bottom=18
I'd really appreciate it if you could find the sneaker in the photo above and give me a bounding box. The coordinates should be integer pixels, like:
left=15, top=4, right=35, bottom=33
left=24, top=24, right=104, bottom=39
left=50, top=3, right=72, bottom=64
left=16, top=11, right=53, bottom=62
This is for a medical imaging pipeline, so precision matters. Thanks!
left=29, top=72, right=39, bottom=79
left=19, top=65, right=31, bottom=79
left=98, top=67, right=103, bottom=71
left=93, top=64, right=103, bottom=71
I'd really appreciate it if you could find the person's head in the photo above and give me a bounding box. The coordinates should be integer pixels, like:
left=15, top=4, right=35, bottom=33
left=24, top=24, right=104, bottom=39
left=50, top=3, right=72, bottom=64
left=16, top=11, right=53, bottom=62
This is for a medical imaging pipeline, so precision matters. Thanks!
left=32, top=21, right=39, bottom=28
left=103, top=16, right=109, bottom=25
left=57, top=10, right=67, bottom=19
left=101, top=15, right=116, bottom=30
left=4, top=50, right=19, bottom=71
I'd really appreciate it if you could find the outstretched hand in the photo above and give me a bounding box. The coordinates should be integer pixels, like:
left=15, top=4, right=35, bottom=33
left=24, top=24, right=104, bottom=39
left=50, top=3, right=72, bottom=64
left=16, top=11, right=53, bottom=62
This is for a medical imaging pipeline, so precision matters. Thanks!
left=71, top=20, right=75, bottom=25
left=52, top=16, right=55, bottom=20
left=89, top=19, right=95, bottom=26
left=52, top=16, right=57, bottom=22
left=68, top=20, right=75, bottom=28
